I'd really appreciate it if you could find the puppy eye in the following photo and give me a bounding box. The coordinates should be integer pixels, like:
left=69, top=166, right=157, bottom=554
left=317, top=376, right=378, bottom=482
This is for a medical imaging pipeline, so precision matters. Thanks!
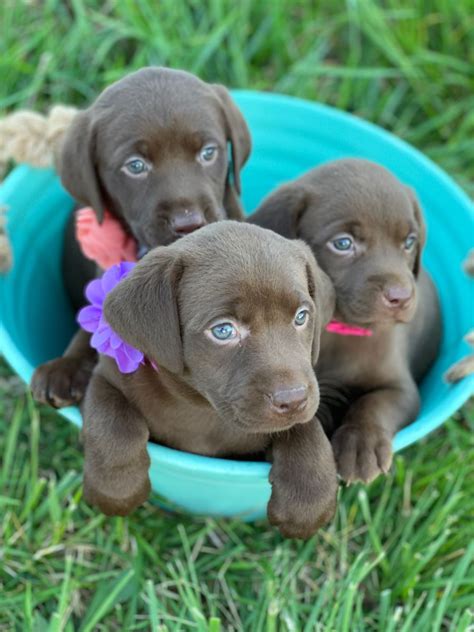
left=123, top=157, right=150, bottom=177
left=210, top=322, right=237, bottom=341
left=198, top=145, right=218, bottom=165
left=294, top=308, right=309, bottom=327
left=329, top=235, right=354, bottom=253
left=404, top=234, right=417, bottom=251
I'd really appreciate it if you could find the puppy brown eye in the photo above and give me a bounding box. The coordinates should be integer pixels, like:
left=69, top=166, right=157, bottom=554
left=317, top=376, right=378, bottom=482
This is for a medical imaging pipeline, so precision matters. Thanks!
left=404, top=234, right=417, bottom=251
left=294, top=309, right=309, bottom=326
left=198, top=145, right=218, bottom=165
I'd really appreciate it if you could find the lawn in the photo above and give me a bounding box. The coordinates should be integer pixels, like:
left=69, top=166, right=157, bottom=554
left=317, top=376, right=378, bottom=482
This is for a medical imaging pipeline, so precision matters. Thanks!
left=1, top=1, right=473, bottom=630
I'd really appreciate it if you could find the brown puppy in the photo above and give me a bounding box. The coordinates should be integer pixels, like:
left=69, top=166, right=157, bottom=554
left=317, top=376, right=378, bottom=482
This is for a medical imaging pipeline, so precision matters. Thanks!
left=249, top=158, right=442, bottom=484
left=31, top=67, right=251, bottom=408
left=82, top=222, right=337, bottom=539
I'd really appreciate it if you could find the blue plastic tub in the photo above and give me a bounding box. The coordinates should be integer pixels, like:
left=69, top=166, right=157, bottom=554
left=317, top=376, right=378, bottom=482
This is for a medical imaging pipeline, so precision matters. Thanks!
left=1, top=91, right=473, bottom=520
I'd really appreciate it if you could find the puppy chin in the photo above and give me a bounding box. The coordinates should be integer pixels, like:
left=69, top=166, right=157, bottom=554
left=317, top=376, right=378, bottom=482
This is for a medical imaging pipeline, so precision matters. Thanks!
left=333, top=306, right=374, bottom=328
left=374, top=301, right=418, bottom=325
left=208, top=207, right=228, bottom=222
left=393, top=308, right=416, bottom=323
left=149, top=231, right=178, bottom=247
left=133, top=227, right=174, bottom=249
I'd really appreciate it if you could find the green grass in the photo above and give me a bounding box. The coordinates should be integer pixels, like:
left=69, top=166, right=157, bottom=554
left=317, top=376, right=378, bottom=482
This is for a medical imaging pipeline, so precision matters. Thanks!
left=1, top=0, right=473, bottom=193
left=1, top=361, right=473, bottom=630
left=1, top=1, right=473, bottom=629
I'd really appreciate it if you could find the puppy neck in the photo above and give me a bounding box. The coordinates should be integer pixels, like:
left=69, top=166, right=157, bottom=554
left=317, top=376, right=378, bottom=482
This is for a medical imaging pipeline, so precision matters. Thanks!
left=142, top=363, right=211, bottom=408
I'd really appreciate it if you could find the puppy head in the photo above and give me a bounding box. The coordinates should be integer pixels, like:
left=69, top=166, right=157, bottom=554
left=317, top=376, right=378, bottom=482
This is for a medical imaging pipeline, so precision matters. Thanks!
left=59, top=67, right=251, bottom=249
left=250, top=159, right=426, bottom=327
left=104, top=222, right=334, bottom=434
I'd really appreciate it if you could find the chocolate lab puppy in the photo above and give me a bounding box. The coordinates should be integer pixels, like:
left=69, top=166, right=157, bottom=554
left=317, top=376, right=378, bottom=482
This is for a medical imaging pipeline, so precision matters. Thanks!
left=249, top=159, right=441, bottom=484
left=82, top=222, right=337, bottom=539
left=31, top=67, right=251, bottom=408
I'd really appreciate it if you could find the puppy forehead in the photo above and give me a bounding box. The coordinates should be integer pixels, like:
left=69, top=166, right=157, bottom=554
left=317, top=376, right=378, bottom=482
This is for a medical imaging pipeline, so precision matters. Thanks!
left=97, top=67, right=216, bottom=109
left=350, top=188, right=412, bottom=229
left=95, top=71, right=223, bottom=144
left=308, top=167, right=416, bottom=235
left=176, top=226, right=310, bottom=323
left=180, top=271, right=307, bottom=326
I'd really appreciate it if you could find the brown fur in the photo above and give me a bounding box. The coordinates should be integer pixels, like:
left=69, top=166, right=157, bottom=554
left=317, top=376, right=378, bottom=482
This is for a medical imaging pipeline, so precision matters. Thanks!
left=31, top=67, right=251, bottom=408
left=249, top=158, right=442, bottom=484
left=82, top=222, right=338, bottom=539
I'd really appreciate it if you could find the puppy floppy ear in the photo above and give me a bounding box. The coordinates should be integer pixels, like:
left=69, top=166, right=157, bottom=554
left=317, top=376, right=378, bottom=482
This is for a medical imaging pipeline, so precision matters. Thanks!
left=104, top=250, right=184, bottom=374
left=405, top=186, right=426, bottom=277
left=57, top=109, right=107, bottom=223
left=212, top=84, right=251, bottom=220
left=298, top=242, right=335, bottom=364
left=249, top=184, right=308, bottom=239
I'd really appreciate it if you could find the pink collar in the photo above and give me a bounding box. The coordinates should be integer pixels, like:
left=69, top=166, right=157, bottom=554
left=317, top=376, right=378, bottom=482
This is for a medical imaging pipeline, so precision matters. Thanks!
left=75, top=207, right=137, bottom=269
left=325, top=320, right=373, bottom=337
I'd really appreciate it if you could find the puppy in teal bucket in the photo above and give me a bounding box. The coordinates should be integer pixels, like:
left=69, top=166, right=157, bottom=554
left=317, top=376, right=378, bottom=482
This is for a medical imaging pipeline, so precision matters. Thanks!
left=1, top=92, right=473, bottom=520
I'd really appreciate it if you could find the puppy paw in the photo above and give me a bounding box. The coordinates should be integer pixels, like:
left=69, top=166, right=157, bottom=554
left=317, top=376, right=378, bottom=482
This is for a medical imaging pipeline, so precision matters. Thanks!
left=83, top=474, right=151, bottom=517
left=332, top=423, right=392, bottom=484
left=268, top=473, right=337, bottom=540
left=31, top=357, right=95, bottom=408
left=444, top=355, right=474, bottom=383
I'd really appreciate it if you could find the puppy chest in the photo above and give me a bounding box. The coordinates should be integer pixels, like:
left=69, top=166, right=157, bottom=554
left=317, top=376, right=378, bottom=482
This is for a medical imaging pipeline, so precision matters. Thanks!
left=141, top=398, right=265, bottom=458
left=318, top=333, right=395, bottom=389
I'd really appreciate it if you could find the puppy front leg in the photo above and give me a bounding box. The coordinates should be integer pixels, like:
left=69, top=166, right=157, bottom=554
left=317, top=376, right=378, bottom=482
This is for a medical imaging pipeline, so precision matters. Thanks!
left=332, top=378, right=419, bottom=484
left=82, top=373, right=151, bottom=516
left=268, top=417, right=338, bottom=539
left=31, top=329, right=97, bottom=408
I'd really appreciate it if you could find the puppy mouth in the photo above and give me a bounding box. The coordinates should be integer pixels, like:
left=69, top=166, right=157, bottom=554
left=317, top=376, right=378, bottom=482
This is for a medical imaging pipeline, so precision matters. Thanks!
left=170, top=225, right=206, bottom=240
left=231, top=415, right=311, bottom=434
left=205, top=388, right=317, bottom=434
left=333, top=312, right=410, bottom=329
left=134, top=220, right=206, bottom=250
left=334, top=301, right=416, bottom=328
left=224, top=402, right=317, bottom=434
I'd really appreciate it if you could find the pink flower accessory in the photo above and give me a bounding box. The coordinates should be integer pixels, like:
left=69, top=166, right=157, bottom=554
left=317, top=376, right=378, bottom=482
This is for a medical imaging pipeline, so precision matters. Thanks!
left=75, top=207, right=137, bottom=269
left=325, top=320, right=373, bottom=337
left=77, top=262, right=147, bottom=373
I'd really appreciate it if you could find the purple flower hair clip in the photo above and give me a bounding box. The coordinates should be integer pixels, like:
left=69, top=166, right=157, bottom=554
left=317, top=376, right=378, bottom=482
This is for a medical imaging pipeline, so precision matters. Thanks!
left=77, top=262, right=145, bottom=374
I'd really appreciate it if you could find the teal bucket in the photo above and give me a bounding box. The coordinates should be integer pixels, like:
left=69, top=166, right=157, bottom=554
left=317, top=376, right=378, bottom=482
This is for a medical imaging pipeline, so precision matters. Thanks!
left=1, top=91, right=473, bottom=520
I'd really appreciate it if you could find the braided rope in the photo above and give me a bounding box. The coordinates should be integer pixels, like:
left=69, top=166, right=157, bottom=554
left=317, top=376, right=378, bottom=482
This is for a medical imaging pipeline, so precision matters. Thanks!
left=0, top=105, right=78, bottom=272
left=0, top=105, right=79, bottom=177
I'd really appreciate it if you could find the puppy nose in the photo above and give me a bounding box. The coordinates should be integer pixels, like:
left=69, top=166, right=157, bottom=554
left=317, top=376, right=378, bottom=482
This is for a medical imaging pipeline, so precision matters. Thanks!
left=269, top=385, right=308, bottom=414
left=170, top=209, right=206, bottom=234
left=382, top=285, right=413, bottom=309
